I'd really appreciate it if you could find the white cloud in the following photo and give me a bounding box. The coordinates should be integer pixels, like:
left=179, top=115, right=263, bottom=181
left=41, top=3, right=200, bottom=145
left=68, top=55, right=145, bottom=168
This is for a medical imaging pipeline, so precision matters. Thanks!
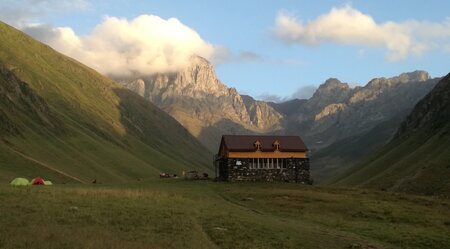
left=257, top=94, right=283, bottom=103
left=211, top=49, right=264, bottom=65
left=271, top=58, right=305, bottom=66
left=258, top=84, right=317, bottom=103
left=291, top=85, right=317, bottom=100
left=237, top=51, right=263, bottom=62
left=24, top=15, right=217, bottom=76
left=275, top=5, right=450, bottom=62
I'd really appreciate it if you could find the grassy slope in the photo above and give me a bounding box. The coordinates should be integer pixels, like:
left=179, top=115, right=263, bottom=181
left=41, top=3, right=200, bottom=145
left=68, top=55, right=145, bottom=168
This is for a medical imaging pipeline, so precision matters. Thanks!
left=0, top=181, right=449, bottom=249
left=330, top=124, right=450, bottom=196
left=0, top=22, right=212, bottom=183
left=330, top=75, right=450, bottom=196
left=311, top=114, right=406, bottom=183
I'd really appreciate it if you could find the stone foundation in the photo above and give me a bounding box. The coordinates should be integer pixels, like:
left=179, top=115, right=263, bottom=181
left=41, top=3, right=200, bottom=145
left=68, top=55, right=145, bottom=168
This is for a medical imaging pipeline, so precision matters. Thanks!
left=216, top=158, right=311, bottom=184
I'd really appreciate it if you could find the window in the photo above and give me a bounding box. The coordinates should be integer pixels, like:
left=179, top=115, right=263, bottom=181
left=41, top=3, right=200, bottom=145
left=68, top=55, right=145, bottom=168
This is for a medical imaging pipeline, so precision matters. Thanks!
left=254, top=140, right=262, bottom=151
left=273, top=140, right=280, bottom=151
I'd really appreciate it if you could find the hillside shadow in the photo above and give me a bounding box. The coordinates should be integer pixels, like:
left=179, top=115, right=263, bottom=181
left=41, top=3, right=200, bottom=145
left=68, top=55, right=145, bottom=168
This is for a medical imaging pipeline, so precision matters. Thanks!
left=112, top=88, right=213, bottom=171
left=197, top=118, right=257, bottom=153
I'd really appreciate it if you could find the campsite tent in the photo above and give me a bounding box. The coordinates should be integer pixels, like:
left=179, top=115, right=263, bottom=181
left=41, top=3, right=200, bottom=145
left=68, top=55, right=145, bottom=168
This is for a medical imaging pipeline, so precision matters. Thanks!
left=10, top=178, right=29, bottom=186
left=44, top=180, right=53, bottom=185
left=30, top=177, right=45, bottom=185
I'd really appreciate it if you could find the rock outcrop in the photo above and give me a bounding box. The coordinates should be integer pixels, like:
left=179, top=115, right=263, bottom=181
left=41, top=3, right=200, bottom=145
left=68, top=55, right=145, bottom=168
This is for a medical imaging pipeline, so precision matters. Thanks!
left=120, top=56, right=283, bottom=149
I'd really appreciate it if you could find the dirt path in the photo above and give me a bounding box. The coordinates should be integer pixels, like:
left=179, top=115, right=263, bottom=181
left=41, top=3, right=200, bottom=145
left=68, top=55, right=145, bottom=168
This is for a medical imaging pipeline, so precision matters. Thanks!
left=8, top=148, right=86, bottom=183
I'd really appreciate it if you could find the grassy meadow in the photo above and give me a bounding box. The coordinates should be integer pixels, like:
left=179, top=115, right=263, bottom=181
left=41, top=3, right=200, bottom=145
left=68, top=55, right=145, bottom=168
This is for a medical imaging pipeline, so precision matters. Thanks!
left=1, top=180, right=449, bottom=249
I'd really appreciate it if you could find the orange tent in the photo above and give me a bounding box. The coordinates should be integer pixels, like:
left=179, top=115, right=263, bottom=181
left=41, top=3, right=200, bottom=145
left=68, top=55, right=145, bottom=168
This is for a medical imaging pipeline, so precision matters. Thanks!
left=30, top=177, right=45, bottom=185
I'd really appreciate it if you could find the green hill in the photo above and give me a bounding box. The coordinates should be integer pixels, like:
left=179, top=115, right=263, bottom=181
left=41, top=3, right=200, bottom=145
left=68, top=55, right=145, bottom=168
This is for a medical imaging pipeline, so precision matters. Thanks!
left=331, top=73, right=450, bottom=197
left=311, top=113, right=407, bottom=183
left=0, top=22, right=212, bottom=183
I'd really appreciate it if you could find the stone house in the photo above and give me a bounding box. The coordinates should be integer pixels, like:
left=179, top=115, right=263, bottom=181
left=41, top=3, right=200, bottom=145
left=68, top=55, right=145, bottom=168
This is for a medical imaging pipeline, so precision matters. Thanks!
left=214, top=135, right=311, bottom=183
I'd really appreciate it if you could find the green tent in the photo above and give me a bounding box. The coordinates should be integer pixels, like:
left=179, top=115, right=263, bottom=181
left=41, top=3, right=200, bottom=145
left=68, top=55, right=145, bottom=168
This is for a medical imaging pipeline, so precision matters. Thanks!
left=44, top=180, right=53, bottom=185
left=10, top=178, right=30, bottom=186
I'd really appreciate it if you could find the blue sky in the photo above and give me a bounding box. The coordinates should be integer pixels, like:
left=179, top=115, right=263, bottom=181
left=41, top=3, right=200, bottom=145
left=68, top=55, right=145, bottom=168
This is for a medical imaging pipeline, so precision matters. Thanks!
left=1, top=0, right=449, bottom=101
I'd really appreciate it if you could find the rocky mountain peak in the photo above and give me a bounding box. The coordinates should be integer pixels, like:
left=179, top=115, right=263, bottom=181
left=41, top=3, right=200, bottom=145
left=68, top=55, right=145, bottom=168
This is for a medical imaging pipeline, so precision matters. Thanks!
left=185, top=55, right=217, bottom=83
left=313, top=78, right=351, bottom=99
left=320, top=78, right=349, bottom=89
left=367, top=70, right=430, bottom=88
left=120, top=55, right=284, bottom=148
left=187, top=54, right=211, bottom=67
left=398, top=70, right=430, bottom=83
left=167, top=55, right=228, bottom=96
left=307, top=78, right=352, bottom=109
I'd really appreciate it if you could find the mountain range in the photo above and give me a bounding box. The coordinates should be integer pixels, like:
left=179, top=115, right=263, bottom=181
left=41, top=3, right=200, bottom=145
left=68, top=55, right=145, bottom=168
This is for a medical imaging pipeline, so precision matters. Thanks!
left=120, top=55, right=439, bottom=182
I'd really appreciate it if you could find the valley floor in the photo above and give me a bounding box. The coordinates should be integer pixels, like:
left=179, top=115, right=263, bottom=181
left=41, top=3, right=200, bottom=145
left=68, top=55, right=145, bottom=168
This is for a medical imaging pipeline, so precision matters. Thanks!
left=0, top=180, right=449, bottom=249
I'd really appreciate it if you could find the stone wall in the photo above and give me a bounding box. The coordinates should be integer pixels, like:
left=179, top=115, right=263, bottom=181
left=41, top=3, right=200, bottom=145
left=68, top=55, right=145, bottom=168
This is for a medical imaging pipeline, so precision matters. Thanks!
left=217, top=158, right=311, bottom=184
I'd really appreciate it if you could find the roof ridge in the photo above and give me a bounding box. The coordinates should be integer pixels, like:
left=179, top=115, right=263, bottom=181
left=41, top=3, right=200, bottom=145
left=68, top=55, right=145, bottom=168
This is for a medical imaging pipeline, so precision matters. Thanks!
left=220, top=135, right=308, bottom=152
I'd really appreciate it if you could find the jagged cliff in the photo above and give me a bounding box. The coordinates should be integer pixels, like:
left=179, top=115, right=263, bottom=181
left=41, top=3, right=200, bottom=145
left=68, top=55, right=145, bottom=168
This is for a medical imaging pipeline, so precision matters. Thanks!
left=283, top=71, right=438, bottom=150
left=121, top=56, right=283, bottom=149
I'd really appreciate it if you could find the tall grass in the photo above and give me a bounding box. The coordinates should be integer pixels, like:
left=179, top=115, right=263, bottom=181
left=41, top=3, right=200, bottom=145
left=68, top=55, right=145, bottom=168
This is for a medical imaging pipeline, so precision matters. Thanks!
left=1, top=181, right=449, bottom=249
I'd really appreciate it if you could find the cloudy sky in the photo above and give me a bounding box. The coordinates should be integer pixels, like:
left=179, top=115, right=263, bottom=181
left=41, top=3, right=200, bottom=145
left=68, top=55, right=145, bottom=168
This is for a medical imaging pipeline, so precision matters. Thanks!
left=1, top=0, right=449, bottom=101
